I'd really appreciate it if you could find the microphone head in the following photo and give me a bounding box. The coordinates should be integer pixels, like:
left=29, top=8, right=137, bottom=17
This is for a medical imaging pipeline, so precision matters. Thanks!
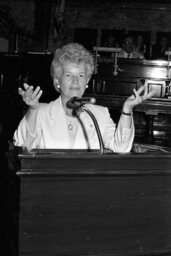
left=66, top=96, right=96, bottom=109
left=66, top=97, right=76, bottom=109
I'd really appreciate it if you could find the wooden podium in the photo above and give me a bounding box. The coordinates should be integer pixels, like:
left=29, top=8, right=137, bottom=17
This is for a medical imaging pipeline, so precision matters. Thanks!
left=16, top=148, right=171, bottom=256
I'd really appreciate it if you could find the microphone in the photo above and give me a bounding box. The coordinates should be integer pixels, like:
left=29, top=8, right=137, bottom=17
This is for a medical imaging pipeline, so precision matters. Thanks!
left=66, top=96, right=96, bottom=109
left=66, top=96, right=104, bottom=154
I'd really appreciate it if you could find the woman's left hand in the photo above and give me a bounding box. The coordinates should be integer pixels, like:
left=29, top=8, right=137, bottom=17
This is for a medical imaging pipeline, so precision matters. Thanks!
left=123, top=85, right=156, bottom=113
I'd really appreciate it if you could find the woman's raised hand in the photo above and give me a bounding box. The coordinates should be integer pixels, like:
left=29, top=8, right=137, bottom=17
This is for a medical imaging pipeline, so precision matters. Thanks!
left=18, top=83, right=43, bottom=109
left=123, top=85, right=156, bottom=113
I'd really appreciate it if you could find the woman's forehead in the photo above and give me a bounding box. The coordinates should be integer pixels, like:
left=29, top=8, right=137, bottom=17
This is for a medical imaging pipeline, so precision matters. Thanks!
left=62, top=61, right=87, bottom=70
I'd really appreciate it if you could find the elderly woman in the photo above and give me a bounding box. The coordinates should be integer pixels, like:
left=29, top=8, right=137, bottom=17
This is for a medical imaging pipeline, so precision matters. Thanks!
left=13, top=43, right=155, bottom=151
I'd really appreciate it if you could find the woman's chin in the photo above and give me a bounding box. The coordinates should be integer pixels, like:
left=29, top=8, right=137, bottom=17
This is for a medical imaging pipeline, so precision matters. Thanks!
left=70, top=93, right=83, bottom=99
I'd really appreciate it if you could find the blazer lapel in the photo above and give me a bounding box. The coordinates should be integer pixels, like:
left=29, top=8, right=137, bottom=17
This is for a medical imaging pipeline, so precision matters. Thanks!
left=50, top=97, right=70, bottom=148
left=74, top=111, right=97, bottom=149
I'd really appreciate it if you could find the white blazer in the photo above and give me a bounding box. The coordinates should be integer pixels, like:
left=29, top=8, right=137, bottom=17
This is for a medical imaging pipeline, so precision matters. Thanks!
left=13, top=96, right=134, bottom=152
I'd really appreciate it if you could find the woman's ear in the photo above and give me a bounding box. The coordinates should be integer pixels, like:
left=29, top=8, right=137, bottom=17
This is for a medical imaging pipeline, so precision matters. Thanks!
left=54, top=78, right=59, bottom=86
left=86, top=77, right=91, bottom=84
left=54, top=79, right=61, bottom=92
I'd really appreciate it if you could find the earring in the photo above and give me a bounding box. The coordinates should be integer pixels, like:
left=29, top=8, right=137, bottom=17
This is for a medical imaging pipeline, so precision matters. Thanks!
left=86, top=84, right=88, bottom=88
left=55, top=79, right=60, bottom=88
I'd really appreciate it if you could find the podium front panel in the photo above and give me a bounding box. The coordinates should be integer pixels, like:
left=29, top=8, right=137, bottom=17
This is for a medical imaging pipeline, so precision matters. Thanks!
left=17, top=149, right=171, bottom=256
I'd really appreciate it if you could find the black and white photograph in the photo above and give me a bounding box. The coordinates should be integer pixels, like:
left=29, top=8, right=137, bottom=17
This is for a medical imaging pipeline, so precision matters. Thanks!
left=0, top=0, right=171, bottom=255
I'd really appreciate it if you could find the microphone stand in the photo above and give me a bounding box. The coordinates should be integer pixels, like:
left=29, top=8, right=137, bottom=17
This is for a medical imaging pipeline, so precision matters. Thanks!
left=73, top=105, right=105, bottom=155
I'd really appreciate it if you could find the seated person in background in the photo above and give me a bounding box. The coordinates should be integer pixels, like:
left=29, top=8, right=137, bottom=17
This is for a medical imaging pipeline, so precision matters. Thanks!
left=102, top=34, right=120, bottom=57
left=103, top=34, right=120, bottom=48
left=118, top=35, right=144, bottom=59
left=13, top=43, right=155, bottom=152
left=134, top=34, right=146, bottom=57
left=152, top=36, right=169, bottom=60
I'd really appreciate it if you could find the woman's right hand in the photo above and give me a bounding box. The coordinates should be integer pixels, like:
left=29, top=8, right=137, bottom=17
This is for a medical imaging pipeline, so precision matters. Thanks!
left=18, top=83, right=43, bottom=109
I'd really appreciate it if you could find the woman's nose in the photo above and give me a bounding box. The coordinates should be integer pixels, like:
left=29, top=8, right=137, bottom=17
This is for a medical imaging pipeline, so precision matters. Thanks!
left=72, top=76, right=79, bottom=85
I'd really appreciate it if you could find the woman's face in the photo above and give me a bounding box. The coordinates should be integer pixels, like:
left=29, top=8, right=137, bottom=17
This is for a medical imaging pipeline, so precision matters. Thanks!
left=58, top=61, right=90, bottom=104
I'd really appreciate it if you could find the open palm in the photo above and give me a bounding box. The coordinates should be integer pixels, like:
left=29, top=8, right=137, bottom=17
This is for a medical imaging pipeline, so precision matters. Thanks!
left=124, top=85, right=156, bottom=110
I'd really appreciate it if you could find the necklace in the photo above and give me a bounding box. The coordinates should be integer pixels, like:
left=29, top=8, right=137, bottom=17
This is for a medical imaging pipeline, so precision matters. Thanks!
left=66, top=115, right=77, bottom=131
left=66, top=115, right=78, bottom=148
left=68, top=123, right=73, bottom=130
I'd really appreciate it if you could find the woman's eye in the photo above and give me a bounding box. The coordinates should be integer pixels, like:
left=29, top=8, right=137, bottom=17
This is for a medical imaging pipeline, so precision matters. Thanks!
left=66, top=73, right=71, bottom=77
left=80, top=74, right=85, bottom=78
